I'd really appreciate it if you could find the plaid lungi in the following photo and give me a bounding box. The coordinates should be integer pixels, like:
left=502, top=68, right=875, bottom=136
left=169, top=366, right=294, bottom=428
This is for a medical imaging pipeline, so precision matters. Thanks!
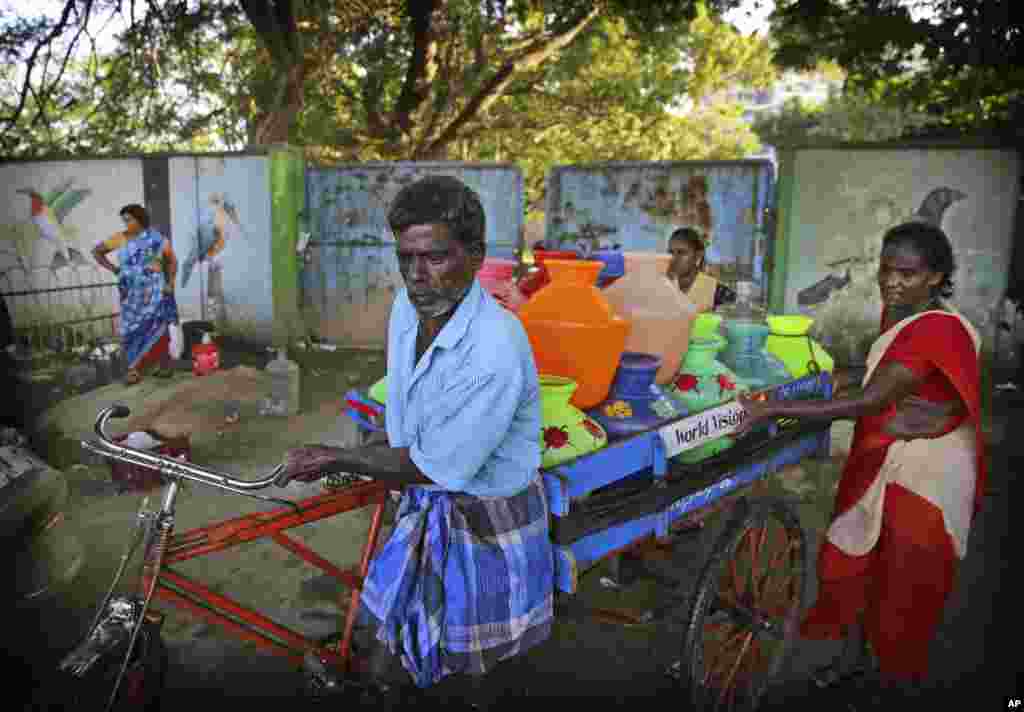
left=359, top=474, right=554, bottom=688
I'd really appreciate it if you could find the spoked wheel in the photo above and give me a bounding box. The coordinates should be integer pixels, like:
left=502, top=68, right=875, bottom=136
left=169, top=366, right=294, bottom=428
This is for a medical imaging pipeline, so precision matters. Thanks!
left=681, top=498, right=809, bottom=712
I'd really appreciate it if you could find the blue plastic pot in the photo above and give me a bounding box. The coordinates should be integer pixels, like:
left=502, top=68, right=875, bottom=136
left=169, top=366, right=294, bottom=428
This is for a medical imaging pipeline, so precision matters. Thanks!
left=586, top=352, right=685, bottom=440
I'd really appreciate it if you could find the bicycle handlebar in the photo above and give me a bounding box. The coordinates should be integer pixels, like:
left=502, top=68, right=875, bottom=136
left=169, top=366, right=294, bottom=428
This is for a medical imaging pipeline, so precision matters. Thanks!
left=85, top=405, right=287, bottom=493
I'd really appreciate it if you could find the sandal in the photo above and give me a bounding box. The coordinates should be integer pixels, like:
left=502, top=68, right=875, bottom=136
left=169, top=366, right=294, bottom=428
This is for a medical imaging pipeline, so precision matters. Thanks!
left=124, top=369, right=142, bottom=386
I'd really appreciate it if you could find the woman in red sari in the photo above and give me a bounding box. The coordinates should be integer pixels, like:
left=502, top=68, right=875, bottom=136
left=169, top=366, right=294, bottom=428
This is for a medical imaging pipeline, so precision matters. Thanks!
left=736, top=221, right=985, bottom=703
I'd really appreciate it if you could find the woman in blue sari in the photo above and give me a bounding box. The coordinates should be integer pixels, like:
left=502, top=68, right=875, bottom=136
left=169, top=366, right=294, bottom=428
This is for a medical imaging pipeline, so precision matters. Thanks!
left=92, top=204, right=179, bottom=385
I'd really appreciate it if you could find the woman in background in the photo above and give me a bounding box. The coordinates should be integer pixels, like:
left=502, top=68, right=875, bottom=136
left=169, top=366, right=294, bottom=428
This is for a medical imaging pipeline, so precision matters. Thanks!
left=667, top=226, right=736, bottom=311
left=93, top=204, right=178, bottom=385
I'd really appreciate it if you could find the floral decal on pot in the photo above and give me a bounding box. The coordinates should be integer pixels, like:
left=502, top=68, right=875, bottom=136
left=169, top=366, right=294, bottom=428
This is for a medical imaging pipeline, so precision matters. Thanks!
left=543, top=425, right=571, bottom=451
left=538, top=375, right=608, bottom=468
left=665, top=336, right=748, bottom=465
left=650, top=394, right=680, bottom=420
left=603, top=400, right=633, bottom=418
left=581, top=418, right=605, bottom=439
left=674, top=373, right=701, bottom=394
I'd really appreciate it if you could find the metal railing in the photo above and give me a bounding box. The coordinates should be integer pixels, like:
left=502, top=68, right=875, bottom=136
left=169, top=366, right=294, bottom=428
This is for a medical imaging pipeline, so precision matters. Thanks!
left=2, top=280, right=120, bottom=352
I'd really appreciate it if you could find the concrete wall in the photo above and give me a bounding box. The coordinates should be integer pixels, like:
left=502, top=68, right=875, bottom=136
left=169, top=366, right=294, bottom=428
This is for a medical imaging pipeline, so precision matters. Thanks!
left=772, top=146, right=1021, bottom=366
left=302, top=162, right=524, bottom=348
left=544, top=161, right=775, bottom=298
left=0, top=151, right=278, bottom=348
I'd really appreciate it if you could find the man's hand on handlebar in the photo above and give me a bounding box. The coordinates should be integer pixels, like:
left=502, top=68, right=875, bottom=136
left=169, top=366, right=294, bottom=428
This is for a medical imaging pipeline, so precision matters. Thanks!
left=277, top=445, right=353, bottom=486
left=277, top=438, right=431, bottom=489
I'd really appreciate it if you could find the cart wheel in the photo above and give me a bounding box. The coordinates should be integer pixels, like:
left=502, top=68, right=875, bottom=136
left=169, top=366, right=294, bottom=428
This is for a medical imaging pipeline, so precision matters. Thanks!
left=681, top=497, right=809, bottom=712
left=57, top=620, right=168, bottom=712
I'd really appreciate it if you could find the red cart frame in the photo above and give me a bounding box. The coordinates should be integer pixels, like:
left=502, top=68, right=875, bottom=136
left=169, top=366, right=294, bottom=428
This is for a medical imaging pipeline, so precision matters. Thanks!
left=150, top=481, right=392, bottom=673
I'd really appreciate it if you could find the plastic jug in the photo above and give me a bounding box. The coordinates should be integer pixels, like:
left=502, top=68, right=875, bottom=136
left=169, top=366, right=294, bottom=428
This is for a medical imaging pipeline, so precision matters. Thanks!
left=602, top=253, right=697, bottom=385
left=518, top=259, right=630, bottom=409
left=266, top=348, right=301, bottom=416
left=192, top=333, right=220, bottom=376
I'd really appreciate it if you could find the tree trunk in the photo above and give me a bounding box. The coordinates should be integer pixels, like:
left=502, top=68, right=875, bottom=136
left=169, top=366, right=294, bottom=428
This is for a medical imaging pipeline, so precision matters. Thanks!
left=253, top=63, right=305, bottom=145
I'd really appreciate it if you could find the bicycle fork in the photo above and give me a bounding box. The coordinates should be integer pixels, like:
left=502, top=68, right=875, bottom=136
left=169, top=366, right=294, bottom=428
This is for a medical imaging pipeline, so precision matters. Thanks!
left=58, top=480, right=180, bottom=711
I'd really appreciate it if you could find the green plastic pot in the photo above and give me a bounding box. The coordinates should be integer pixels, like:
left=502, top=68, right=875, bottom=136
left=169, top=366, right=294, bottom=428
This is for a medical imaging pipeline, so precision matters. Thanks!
left=664, top=336, right=748, bottom=464
left=539, top=375, right=608, bottom=469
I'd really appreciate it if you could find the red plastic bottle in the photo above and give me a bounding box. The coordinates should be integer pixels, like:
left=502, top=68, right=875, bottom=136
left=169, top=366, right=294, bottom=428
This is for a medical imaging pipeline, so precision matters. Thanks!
left=192, top=334, right=220, bottom=376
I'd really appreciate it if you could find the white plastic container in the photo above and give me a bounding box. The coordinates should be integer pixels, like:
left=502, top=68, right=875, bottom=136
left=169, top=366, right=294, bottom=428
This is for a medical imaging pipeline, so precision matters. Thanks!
left=266, top=348, right=301, bottom=416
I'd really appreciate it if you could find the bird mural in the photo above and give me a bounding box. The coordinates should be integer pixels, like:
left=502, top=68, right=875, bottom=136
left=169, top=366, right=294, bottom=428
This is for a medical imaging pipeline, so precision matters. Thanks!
left=180, top=193, right=243, bottom=289
left=797, top=187, right=966, bottom=307
left=15, top=181, right=92, bottom=273
left=799, top=186, right=968, bottom=366
left=913, top=187, right=967, bottom=226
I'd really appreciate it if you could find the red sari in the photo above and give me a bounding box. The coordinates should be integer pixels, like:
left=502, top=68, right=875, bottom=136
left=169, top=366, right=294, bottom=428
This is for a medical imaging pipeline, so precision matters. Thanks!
left=800, top=308, right=985, bottom=682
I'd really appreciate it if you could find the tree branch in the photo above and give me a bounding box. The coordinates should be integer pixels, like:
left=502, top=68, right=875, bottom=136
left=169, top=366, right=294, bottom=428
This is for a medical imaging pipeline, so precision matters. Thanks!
left=423, top=6, right=601, bottom=156
left=392, top=0, right=439, bottom=133
left=239, top=0, right=296, bottom=65
left=33, top=0, right=95, bottom=128
left=415, top=21, right=462, bottom=148
left=2, top=0, right=79, bottom=129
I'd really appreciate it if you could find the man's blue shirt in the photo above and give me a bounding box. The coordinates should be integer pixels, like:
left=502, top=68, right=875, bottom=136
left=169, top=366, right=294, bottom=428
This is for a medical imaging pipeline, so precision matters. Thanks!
left=384, top=278, right=541, bottom=497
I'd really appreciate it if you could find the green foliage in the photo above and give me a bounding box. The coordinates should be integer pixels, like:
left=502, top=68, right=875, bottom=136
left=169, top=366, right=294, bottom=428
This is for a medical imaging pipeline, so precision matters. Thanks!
left=0, top=2, right=254, bottom=156
left=685, top=2, right=776, bottom=101
left=769, top=0, right=1024, bottom=135
left=464, top=14, right=770, bottom=209
left=2, top=0, right=752, bottom=158
left=752, top=83, right=933, bottom=147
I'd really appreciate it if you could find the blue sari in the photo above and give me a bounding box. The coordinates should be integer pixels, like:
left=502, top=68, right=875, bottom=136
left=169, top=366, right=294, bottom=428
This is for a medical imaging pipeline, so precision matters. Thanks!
left=116, top=229, right=179, bottom=369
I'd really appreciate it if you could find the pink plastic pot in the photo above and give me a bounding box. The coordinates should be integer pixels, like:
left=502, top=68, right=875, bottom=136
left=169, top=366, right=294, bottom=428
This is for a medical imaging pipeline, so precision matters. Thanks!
left=478, top=258, right=527, bottom=311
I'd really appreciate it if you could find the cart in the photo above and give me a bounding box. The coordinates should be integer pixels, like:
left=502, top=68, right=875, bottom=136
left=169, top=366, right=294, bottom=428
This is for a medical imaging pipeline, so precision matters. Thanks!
left=57, top=370, right=832, bottom=711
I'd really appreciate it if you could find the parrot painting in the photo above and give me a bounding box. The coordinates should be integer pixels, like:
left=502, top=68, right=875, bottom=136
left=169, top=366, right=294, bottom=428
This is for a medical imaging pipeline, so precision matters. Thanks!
left=15, top=181, right=92, bottom=273
left=180, top=193, right=243, bottom=289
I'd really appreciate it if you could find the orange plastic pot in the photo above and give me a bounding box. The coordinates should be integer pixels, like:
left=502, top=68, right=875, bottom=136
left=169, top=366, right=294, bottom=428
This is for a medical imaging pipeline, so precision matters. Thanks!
left=518, top=259, right=630, bottom=409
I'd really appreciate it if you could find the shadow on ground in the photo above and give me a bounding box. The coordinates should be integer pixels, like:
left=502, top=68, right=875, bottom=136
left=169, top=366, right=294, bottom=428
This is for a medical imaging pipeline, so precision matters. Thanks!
left=2, top=361, right=1019, bottom=709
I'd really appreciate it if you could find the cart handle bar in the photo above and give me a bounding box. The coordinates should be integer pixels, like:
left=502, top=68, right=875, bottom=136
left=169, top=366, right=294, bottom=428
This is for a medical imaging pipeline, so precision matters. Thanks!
left=84, top=405, right=290, bottom=493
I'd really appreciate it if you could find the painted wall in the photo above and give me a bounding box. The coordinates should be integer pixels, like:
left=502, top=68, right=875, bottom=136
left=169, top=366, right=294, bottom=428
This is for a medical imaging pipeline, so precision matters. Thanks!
left=776, top=147, right=1021, bottom=366
left=303, top=162, right=524, bottom=348
left=0, top=152, right=278, bottom=349
left=0, top=159, right=143, bottom=341
left=168, top=155, right=274, bottom=344
left=544, top=161, right=775, bottom=296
